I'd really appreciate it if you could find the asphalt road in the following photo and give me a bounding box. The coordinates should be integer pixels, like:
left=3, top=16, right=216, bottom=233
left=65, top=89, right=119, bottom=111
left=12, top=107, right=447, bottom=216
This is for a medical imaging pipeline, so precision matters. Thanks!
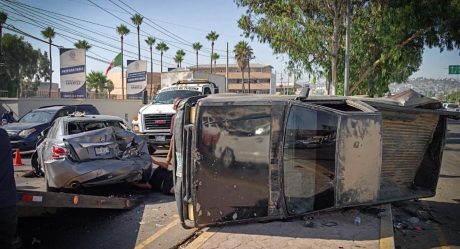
left=15, top=148, right=197, bottom=249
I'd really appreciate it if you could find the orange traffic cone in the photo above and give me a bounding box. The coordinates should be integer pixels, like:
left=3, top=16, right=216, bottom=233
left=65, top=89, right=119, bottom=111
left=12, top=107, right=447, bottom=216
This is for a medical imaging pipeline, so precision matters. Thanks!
left=13, top=148, right=24, bottom=166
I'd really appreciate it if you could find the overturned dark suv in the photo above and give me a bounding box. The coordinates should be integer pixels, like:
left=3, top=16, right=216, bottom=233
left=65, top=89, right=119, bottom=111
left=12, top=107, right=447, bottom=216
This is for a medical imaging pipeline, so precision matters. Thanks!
left=172, top=90, right=459, bottom=228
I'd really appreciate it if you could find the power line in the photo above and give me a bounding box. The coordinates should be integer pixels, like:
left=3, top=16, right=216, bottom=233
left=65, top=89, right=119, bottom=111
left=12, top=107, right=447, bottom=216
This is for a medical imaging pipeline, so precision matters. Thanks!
left=2, top=2, right=179, bottom=67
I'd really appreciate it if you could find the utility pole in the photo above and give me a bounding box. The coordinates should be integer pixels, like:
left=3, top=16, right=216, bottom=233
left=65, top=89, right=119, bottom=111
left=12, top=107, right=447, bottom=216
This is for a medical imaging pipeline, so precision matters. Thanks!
left=344, top=0, right=351, bottom=96
left=280, top=72, right=283, bottom=95
left=226, top=42, right=228, bottom=92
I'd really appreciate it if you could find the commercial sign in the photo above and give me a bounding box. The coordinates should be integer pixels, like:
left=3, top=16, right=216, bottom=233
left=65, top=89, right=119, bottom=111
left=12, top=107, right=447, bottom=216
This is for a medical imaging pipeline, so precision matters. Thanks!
left=60, top=48, right=86, bottom=98
left=448, top=65, right=460, bottom=74
left=126, top=60, right=147, bottom=98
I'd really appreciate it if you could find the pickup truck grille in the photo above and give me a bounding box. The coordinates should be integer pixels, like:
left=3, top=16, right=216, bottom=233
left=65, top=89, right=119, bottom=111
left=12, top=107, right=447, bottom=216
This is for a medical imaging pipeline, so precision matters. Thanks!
left=143, top=114, right=173, bottom=130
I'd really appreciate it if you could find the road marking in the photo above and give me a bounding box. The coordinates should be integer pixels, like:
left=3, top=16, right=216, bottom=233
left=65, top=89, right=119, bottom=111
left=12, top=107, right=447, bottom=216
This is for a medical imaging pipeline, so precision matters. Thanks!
left=135, top=215, right=180, bottom=249
left=379, top=204, right=395, bottom=249
left=185, top=228, right=218, bottom=249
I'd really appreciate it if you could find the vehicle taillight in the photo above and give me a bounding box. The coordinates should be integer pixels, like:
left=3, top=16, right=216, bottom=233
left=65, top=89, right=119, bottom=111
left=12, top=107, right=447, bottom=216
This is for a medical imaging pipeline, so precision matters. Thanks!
left=52, top=145, right=69, bottom=159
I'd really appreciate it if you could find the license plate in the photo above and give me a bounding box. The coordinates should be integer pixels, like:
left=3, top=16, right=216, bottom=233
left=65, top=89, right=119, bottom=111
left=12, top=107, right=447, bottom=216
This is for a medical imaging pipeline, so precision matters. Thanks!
left=155, top=135, right=165, bottom=142
left=95, top=146, right=110, bottom=156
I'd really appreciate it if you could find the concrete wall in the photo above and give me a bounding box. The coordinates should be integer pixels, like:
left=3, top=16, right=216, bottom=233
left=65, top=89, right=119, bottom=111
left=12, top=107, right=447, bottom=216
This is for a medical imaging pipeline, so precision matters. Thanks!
left=3, top=98, right=144, bottom=122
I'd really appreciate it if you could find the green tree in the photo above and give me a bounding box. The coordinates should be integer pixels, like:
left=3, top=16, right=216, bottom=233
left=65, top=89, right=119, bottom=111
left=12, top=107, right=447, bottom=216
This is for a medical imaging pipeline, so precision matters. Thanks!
left=131, top=14, right=144, bottom=60
left=174, top=49, right=186, bottom=68
left=192, top=42, right=203, bottom=69
left=105, top=79, right=114, bottom=99
left=116, top=24, right=130, bottom=98
left=211, top=52, right=219, bottom=69
left=206, top=31, right=219, bottom=73
left=0, top=11, right=7, bottom=64
left=156, top=42, right=169, bottom=72
left=0, top=34, right=50, bottom=97
left=86, top=71, right=111, bottom=94
left=74, top=39, right=91, bottom=51
left=236, top=0, right=460, bottom=96
left=234, top=41, right=253, bottom=92
left=41, top=26, right=55, bottom=97
left=145, top=36, right=156, bottom=96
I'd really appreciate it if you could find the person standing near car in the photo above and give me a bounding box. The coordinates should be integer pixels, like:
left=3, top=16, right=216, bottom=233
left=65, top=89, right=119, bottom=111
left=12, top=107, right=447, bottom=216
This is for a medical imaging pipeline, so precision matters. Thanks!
left=166, top=97, right=182, bottom=165
left=0, top=128, right=18, bottom=249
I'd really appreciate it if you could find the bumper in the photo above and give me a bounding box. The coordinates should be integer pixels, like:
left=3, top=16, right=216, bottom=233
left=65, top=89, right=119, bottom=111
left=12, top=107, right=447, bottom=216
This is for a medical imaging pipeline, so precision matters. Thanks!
left=138, top=133, right=172, bottom=145
left=10, top=139, right=36, bottom=152
left=44, top=156, right=152, bottom=189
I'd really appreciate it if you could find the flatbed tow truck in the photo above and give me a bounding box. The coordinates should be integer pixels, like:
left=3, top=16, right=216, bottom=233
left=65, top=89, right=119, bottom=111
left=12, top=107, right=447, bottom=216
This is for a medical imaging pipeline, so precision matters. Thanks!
left=14, top=165, right=137, bottom=213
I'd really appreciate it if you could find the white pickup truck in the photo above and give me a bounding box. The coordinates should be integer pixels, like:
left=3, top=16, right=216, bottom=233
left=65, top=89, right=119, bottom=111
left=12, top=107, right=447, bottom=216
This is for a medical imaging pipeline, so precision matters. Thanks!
left=132, top=80, right=219, bottom=146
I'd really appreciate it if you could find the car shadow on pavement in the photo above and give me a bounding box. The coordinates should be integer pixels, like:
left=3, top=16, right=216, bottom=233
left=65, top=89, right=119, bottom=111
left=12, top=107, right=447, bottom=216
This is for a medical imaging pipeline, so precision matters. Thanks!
left=393, top=199, right=460, bottom=249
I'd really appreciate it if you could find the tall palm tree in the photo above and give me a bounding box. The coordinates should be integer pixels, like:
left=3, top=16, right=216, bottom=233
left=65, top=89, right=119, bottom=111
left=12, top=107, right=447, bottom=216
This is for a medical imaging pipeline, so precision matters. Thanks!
left=211, top=52, right=219, bottom=69
left=116, top=24, right=130, bottom=99
left=192, top=42, right=202, bottom=69
left=145, top=36, right=156, bottom=96
left=156, top=42, right=169, bottom=73
left=174, top=50, right=186, bottom=68
left=0, top=12, right=7, bottom=64
left=206, top=31, right=219, bottom=73
left=234, top=41, right=253, bottom=93
left=41, top=26, right=55, bottom=98
left=131, top=14, right=143, bottom=60
left=74, top=39, right=91, bottom=51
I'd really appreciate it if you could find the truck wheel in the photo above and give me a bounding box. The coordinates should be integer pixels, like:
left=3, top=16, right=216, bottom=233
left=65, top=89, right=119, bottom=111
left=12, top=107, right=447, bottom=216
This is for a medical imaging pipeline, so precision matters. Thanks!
left=31, top=152, right=43, bottom=177
left=221, top=148, right=235, bottom=168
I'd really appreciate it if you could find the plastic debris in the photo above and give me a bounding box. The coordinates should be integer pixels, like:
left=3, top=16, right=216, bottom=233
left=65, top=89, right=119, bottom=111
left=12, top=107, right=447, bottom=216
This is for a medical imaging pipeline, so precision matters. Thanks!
left=354, top=217, right=361, bottom=226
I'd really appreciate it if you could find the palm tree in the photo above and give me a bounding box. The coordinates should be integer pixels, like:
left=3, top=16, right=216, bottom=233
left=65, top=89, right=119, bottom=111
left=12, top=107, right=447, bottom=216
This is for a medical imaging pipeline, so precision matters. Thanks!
left=234, top=41, right=253, bottom=93
left=145, top=36, right=156, bottom=96
left=131, top=14, right=143, bottom=60
left=86, top=71, right=111, bottom=95
left=156, top=42, right=169, bottom=72
left=0, top=12, right=7, bottom=64
left=116, top=24, right=130, bottom=99
left=105, top=80, right=114, bottom=99
left=74, top=39, right=91, bottom=51
left=192, top=42, right=202, bottom=69
left=41, top=26, right=55, bottom=98
left=211, top=52, right=219, bottom=69
left=206, top=31, right=219, bottom=73
left=174, top=50, right=186, bottom=68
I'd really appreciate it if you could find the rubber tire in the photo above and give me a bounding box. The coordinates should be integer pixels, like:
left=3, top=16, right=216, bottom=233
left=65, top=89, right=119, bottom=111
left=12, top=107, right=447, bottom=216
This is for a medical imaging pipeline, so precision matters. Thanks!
left=31, top=152, right=43, bottom=177
left=221, top=148, right=235, bottom=168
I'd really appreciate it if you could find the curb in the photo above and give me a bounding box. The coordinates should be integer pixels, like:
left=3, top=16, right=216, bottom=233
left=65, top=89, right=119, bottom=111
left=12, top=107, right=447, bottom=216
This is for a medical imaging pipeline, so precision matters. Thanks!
left=379, top=204, right=395, bottom=249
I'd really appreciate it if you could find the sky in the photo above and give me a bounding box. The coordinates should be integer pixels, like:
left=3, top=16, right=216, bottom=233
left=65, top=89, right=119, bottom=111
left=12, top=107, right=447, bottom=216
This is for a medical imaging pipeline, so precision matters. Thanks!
left=2, top=0, right=460, bottom=84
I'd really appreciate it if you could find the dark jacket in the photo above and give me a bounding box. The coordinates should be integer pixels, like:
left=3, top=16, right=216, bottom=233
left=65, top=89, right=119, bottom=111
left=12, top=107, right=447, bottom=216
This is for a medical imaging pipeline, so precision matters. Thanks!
left=0, top=128, right=17, bottom=208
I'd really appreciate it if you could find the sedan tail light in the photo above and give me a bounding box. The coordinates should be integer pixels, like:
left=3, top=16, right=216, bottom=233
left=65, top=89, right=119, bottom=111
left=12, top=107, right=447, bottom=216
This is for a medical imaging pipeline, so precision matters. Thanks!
left=52, top=145, right=69, bottom=159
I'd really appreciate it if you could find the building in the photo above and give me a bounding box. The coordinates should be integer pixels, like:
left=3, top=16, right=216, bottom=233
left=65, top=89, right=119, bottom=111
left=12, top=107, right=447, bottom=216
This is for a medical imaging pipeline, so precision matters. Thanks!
left=107, top=71, right=161, bottom=99
left=188, top=64, right=275, bottom=94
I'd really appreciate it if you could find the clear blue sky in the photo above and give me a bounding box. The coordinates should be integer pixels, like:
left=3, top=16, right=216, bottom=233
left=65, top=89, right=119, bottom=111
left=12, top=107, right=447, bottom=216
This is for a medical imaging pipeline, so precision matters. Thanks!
left=2, top=0, right=460, bottom=84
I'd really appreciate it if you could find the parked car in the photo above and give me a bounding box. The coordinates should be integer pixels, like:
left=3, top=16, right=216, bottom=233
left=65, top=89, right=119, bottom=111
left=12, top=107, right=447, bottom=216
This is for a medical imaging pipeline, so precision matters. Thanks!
left=34, top=114, right=152, bottom=191
left=2, top=104, right=99, bottom=153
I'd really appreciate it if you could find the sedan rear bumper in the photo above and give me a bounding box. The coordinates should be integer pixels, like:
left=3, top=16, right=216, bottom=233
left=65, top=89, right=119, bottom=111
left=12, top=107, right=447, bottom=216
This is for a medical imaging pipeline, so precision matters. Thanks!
left=44, top=156, right=152, bottom=189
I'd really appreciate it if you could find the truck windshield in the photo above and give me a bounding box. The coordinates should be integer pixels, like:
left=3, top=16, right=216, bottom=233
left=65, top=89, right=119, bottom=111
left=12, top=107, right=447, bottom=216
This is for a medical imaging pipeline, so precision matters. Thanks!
left=153, top=90, right=201, bottom=104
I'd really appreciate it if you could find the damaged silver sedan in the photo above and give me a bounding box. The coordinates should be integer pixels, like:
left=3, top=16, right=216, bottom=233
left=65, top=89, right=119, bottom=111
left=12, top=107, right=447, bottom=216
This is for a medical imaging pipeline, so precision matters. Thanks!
left=36, top=114, right=152, bottom=191
left=172, top=90, right=459, bottom=228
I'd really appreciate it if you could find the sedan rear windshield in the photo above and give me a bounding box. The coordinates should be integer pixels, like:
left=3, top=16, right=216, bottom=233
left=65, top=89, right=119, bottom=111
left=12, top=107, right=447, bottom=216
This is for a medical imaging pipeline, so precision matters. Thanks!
left=20, top=110, right=55, bottom=123
left=153, top=90, right=201, bottom=104
left=66, top=120, right=128, bottom=135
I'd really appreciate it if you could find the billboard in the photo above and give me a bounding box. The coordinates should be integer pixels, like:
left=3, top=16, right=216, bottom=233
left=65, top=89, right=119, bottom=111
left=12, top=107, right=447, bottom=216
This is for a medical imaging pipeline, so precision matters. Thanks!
left=126, top=60, right=147, bottom=98
left=60, top=48, right=86, bottom=98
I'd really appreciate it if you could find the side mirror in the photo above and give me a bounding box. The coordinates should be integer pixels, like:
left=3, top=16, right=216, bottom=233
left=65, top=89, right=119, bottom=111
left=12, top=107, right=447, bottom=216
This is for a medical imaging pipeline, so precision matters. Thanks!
left=142, top=89, right=148, bottom=105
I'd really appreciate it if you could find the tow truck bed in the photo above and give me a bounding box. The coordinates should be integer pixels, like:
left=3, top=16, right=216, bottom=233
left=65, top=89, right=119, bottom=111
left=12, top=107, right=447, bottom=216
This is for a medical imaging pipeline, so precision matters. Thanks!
left=14, top=166, right=136, bottom=210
